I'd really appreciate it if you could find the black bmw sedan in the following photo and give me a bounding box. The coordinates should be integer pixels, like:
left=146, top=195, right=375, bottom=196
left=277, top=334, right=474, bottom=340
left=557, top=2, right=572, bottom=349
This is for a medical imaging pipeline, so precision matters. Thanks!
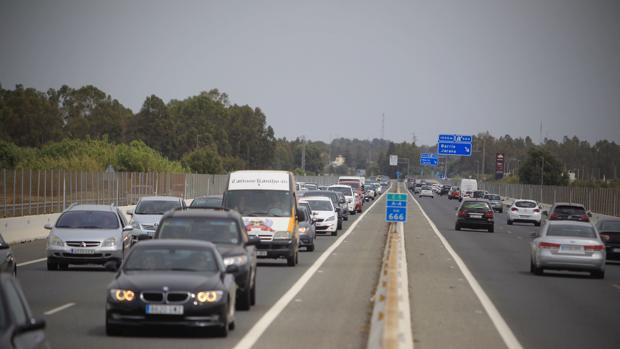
left=105, top=239, right=238, bottom=337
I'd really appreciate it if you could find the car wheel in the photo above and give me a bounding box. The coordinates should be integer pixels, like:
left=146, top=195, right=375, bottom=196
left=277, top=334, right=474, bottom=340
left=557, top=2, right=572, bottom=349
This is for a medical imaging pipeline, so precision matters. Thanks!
left=337, top=220, right=343, bottom=230
left=488, top=226, right=494, bottom=233
left=229, top=321, right=236, bottom=331
left=307, top=244, right=315, bottom=252
left=287, top=253, right=295, bottom=266
left=350, top=211, right=356, bottom=216
left=13, top=265, right=17, bottom=277
left=454, top=223, right=461, bottom=231
left=215, top=311, right=229, bottom=337
left=591, top=270, right=605, bottom=279
left=331, top=228, right=337, bottom=236
left=530, top=260, right=543, bottom=275
left=106, top=318, right=123, bottom=336
left=47, top=261, right=58, bottom=271
left=59, top=263, right=69, bottom=271
left=236, top=280, right=252, bottom=311
left=507, top=219, right=513, bottom=225
left=295, top=249, right=299, bottom=264
left=250, top=281, right=256, bottom=306
left=105, top=260, right=119, bottom=272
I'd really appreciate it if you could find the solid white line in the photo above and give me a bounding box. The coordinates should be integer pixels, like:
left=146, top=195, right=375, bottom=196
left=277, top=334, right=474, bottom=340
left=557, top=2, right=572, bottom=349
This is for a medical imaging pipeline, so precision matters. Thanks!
left=17, top=257, right=47, bottom=267
left=44, top=302, right=76, bottom=316
left=408, top=191, right=523, bottom=349
left=397, top=221, right=414, bottom=348
left=233, top=190, right=387, bottom=349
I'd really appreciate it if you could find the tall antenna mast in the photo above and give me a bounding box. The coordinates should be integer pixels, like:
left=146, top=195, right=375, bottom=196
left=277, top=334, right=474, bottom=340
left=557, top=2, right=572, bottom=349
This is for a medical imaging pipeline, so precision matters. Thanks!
left=381, top=113, right=385, bottom=140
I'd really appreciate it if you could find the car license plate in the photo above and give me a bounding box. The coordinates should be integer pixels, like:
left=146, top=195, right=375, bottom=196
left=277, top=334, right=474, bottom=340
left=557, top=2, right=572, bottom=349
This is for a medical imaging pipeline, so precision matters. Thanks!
left=146, top=304, right=183, bottom=315
left=520, top=215, right=530, bottom=218
left=256, top=250, right=268, bottom=257
left=613, top=248, right=620, bottom=253
left=469, top=214, right=482, bottom=218
left=560, top=245, right=584, bottom=254
left=71, top=248, right=95, bottom=254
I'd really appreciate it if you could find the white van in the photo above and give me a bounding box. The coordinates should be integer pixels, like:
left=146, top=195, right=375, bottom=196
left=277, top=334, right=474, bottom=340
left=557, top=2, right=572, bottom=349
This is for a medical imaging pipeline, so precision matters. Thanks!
left=459, top=179, right=478, bottom=198
left=222, top=170, right=300, bottom=266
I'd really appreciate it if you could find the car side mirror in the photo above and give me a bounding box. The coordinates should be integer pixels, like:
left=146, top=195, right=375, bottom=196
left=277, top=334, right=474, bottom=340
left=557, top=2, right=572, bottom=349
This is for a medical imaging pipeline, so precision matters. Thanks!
left=225, top=264, right=239, bottom=274
left=542, top=211, right=548, bottom=216
left=123, top=225, right=134, bottom=232
left=246, top=235, right=260, bottom=246
left=13, top=317, right=46, bottom=338
left=44, top=223, right=53, bottom=230
left=126, top=210, right=133, bottom=216
left=587, top=211, right=592, bottom=217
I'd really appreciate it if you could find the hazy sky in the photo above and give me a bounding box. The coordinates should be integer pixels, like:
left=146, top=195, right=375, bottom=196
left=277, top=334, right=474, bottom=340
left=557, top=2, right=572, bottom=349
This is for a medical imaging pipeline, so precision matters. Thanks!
left=1, top=0, right=619, bottom=146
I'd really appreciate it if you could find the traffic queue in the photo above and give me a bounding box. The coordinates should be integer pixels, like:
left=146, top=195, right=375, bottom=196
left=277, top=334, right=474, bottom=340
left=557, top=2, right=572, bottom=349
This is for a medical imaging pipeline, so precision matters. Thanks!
left=408, top=176, right=620, bottom=280
left=0, top=171, right=387, bottom=342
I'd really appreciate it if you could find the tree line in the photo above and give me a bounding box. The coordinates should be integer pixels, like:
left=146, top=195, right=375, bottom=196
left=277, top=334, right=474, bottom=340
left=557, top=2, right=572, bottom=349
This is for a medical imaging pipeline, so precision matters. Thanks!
left=1, top=84, right=618, bottom=187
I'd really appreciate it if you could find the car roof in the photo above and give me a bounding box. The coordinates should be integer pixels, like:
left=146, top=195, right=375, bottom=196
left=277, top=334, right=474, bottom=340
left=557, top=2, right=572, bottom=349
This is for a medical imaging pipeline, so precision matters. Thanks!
left=132, top=238, right=217, bottom=250
left=546, top=220, right=593, bottom=227
left=302, top=196, right=332, bottom=202
left=193, top=195, right=223, bottom=199
left=552, top=202, right=586, bottom=208
left=66, top=204, right=117, bottom=212
left=138, top=196, right=183, bottom=202
left=329, top=184, right=352, bottom=188
left=164, top=208, right=242, bottom=220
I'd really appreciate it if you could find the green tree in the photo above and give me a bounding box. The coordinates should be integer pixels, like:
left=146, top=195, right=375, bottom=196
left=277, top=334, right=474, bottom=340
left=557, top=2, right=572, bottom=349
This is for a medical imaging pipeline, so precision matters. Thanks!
left=181, top=146, right=224, bottom=174
left=519, top=147, right=567, bottom=186
left=130, top=95, right=177, bottom=159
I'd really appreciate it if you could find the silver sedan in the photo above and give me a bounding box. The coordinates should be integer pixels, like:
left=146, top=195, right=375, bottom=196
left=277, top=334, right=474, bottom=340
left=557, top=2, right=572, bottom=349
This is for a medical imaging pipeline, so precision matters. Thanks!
left=530, top=220, right=606, bottom=278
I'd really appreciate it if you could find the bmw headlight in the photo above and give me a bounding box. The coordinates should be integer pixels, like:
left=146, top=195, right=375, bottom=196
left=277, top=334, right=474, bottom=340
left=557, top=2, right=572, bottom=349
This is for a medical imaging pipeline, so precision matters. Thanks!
left=196, top=290, right=224, bottom=303
left=48, top=234, right=64, bottom=247
left=298, top=226, right=308, bottom=233
left=223, top=255, right=248, bottom=267
left=101, top=237, right=117, bottom=248
left=110, top=289, right=135, bottom=302
left=273, top=231, right=291, bottom=240
left=326, top=215, right=336, bottom=221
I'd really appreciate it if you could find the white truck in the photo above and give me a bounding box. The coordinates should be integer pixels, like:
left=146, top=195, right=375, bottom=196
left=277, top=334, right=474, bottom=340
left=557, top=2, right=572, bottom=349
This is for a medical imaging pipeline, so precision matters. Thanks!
left=459, top=179, right=478, bottom=200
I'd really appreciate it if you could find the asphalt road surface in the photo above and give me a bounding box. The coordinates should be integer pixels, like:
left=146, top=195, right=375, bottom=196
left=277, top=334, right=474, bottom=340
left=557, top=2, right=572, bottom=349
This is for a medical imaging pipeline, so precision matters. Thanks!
left=413, top=192, right=620, bottom=349
left=11, top=195, right=387, bottom=349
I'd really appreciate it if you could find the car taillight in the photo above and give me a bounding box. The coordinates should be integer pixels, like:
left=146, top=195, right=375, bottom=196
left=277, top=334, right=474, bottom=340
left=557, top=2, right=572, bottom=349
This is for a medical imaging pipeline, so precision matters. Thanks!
left=458, top=210, right=466, bottom=217
left=484, top=210, right=494, bottom=218
left=539, top=242, right=560, bottom=249
left=533, top=208, right=540, bottom=213
left=579, top=214, right=590, bottom=222
left=599, top=233, right=610, bottom=242
left=549, top=213, right=559, bottom=220
left=584, top=244, right=604, bottom=251
left=511, top=207, right=518, bottom=212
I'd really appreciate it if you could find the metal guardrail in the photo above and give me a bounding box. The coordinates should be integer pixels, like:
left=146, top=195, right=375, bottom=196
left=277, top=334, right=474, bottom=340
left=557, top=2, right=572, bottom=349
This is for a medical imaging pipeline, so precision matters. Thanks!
left=0, top=169, right=341, bottom=218
left=479, top=182, right=620, bottom=217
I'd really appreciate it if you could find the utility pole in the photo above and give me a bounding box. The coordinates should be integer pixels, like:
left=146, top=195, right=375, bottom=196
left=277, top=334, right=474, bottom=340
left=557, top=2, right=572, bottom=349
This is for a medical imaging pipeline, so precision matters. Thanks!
left=481, top=138, right=486, bottom=180
left=540, top=156, right=545, bottom=202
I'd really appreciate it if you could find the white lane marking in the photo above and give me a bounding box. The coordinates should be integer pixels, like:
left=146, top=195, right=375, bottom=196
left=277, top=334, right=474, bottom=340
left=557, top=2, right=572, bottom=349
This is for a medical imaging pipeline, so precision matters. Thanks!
left=44, top=302, right=76, bottom=316
left=17, top=258, right=47, bottom=267
left=234, top=190, right=386, bottom=349
left=409, top=191, right=523, bottom=349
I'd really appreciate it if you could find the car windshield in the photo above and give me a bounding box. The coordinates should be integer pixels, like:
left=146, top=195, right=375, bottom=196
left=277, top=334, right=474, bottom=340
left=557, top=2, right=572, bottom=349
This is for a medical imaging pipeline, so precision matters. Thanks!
left=554, top=206, right=586, bottom=216
left=306, top=200, right=333, bottom=211
left=124, top=247, right=218, bottom=272
left=55, top=211, right=119, bottom=229
left=462, top=202, right=490, bottom=212
left=422, top=186, right=432, bottom=190
left=599, top=220, right=620, bottom=232
left=135, top=200, right=182, bottom=214
left=224, top=190, right=292, bottom=217
left=330, top=186, right=353, bottom=196
left=516, top=201, right=537, bottom=208
left=158, top=217, right=240, bottom=244
left=485, top=195, right=501, bottom=201
left=190, top=197, right=222, bottom=208
left=547, top=224, right=596, bottom=238
left=301, top=191, right=337, bottom=204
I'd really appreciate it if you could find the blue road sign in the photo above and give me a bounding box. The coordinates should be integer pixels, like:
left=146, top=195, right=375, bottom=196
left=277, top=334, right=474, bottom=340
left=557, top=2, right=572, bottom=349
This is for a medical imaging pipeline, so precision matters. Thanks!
left=420, top=157, right=438, bottom=166
left=438, top=134, right=472, bottom=143
left=385, top=206, right=407, bottom=222
left=437, top=142, right=472, bottom=156
left=386, top=192, right=408, bottom=222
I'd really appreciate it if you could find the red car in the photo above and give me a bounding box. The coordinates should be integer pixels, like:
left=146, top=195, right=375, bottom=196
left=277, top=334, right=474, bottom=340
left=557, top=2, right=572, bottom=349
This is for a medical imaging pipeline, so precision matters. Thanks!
left=450, top=190, right=461, bottom=200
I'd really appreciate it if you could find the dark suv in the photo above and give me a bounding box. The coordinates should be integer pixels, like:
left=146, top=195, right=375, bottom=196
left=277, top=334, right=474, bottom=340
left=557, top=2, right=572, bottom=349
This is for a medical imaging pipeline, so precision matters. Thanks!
left=544, top=202, right=591, bottom=222
left=153, top=208, right=259, bottom=310
left=455, top=199, right=495, bottom=232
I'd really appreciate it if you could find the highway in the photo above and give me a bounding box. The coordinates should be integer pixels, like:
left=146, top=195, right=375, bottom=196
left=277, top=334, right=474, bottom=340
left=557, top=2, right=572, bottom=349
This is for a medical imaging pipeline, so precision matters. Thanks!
left=11, top=195, right=387, bottom=349
left=413, top=192, right=620, bottom=349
